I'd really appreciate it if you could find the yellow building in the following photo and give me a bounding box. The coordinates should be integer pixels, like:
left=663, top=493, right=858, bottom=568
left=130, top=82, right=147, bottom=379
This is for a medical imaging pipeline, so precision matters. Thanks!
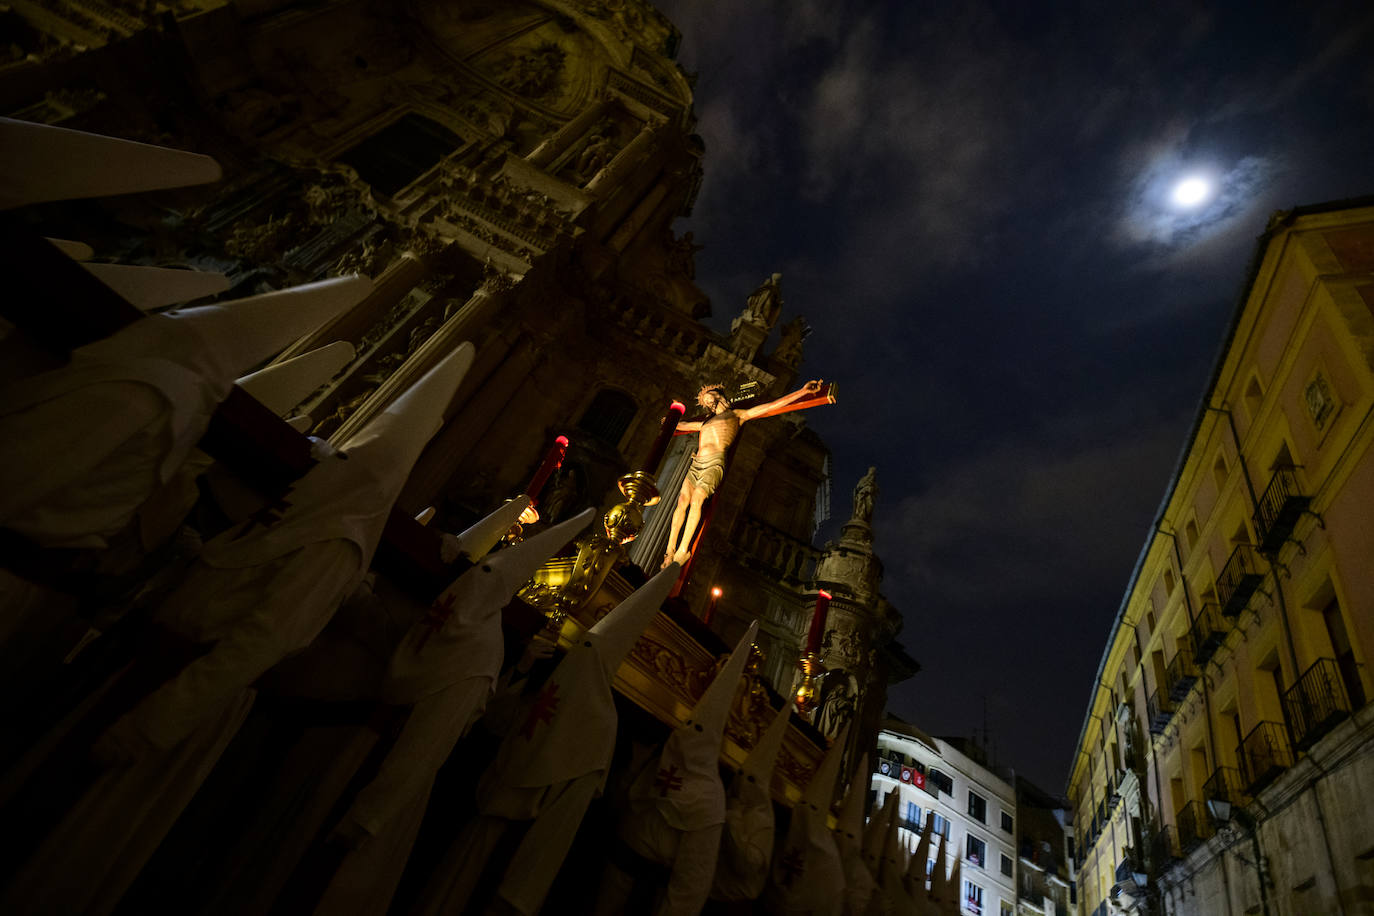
left=1067, top=199, right=1374, bottom=916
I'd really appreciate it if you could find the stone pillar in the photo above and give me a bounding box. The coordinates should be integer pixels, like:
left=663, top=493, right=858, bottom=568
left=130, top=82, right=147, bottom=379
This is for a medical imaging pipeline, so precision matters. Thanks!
left=628, top=434, right=693, bottom=570
left=526, top=98, right=612, bottom=168
left=284, top=252, right=429, bottom=360
left=585, top=123, right=657, bottom=196
left=328, top=277, right=509, bottom=445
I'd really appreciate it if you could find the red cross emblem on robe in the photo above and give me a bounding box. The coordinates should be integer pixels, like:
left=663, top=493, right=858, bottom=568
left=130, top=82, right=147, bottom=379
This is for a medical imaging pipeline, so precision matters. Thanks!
left=519, top=682, right=560, bottom=740
left=654, top=764, right=684, bottom=796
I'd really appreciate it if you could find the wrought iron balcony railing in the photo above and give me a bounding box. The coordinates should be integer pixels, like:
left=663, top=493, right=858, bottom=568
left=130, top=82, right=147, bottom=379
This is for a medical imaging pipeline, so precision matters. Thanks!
left=1167, top=639, right=1199, bottom=702
left=1238, top=721, right=1293, bottom=794
left=1202, top=765, right=1245, bottom=808
left=1284, top=657, right=1352, bottom=752
left=1150, top=825, right=1180, bottom=869
left=1254, top=465, right=1311, bottom=553
left=1147, top=688, right=1176, bottom=735
left=1176, top=800, right=1213, bottom=853
left=1189, top=601, right=1231, bottom=666
left=1218, top=543, right=1264, bottom=616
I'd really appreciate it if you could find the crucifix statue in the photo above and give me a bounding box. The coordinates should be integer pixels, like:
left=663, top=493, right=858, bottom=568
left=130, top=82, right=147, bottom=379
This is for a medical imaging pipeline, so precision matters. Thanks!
left=661, top=378, right=828, bottom=568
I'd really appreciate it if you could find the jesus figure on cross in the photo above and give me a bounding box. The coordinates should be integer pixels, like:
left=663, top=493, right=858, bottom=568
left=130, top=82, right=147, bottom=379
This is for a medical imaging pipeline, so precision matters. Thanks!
left=662, top=378, right=827, bottom=568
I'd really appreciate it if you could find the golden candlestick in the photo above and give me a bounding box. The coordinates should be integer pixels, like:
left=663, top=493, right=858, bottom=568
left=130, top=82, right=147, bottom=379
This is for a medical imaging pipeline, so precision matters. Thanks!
left=795, top=650, right=826, bottom=718
left=517, top=470, right=660, bottom=624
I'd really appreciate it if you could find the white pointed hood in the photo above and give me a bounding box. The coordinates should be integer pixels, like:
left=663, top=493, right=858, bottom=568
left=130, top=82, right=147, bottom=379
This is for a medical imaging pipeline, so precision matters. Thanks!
left=0, top=277, right=369, bottom=545
left=481, top=563, right=679, bottom=799
left=835, top=754, right=876, bottom=915
left=439, top=495, right=534, bottom=564
left=632, top=621, right=758, bottom=832
left=941, top=855, right=962, bottom=916
left=801, top=722, right=849, bottom=824
left=1, top=116, right=222, bottom=209
left=928, top=831, right=951, bottom=907
left=905, top=811, right=934, bottom=900
left=167, top=276, right=372, bottom=386
left=864, top=787, right=898, bottom=874
left=765, top=726, right=847, bottom=914
left=47, top=238, right=94, bottom=260
left=80, top=263, right=231, bottom=309
left=712, top=699, right=793, bottom=902
left=741, top=699, right=792, bottom=787
left=198, top=344, right=470, bottom=572
left=236, top=341, right=356, bottom=417
left=385, top=507, right=596, bottom=702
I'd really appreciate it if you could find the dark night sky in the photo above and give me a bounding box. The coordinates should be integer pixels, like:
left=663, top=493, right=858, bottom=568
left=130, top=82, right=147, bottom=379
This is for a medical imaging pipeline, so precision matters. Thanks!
left=654, top=0, right=1374, bottom=793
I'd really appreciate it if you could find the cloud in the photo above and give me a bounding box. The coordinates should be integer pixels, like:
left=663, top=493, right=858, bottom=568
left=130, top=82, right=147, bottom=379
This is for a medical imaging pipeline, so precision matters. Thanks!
left=882, top=397, right=1191, bottom=611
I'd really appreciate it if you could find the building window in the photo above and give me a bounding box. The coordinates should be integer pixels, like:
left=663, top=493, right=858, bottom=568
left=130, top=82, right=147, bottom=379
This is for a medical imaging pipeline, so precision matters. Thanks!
left=999, top=902, right=1012, bottom=916
left=1000, top=810, right=1013, bottom=833
left=967, top=834, right=986, bottom=868
left=576, top=389, right=638, bottom=446
left=904, top=801, right=922, bottom=832
left=929, top=768, right=953, bottom=795
left=338, top=113, right=463, bottom=197
left=931, top=813, right=951, bottom=839
left=967, top=790, right=987, bottom=823
left=964, top=880, right=984, bottom=914
left=1000, top=853, right=1013, bottom=877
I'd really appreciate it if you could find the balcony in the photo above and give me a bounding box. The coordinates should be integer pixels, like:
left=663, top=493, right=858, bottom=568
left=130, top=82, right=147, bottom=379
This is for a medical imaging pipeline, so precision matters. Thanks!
left=1150, top=825, right=1180, bottom=869
left=1284, top=658, right=1352, bottom=752
left=1167, top=639, right=1199, bottom=701
left=1189, top=602, right=1231, bottom=666
left=1147, top=688, right=1176, bottom=735
left=1218, top=543, right=1264, bottom=616
left=1254, top=465, right=1311, bottom=553
left=1176, top=800, right=1214, bottom=853
left=1238, top=721, right=1293, bottom=794
left=1202, top=766, right=1245, bottom=810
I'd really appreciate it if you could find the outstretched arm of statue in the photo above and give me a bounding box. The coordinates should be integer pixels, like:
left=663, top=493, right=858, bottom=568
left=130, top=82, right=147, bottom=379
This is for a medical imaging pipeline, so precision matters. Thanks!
left=674, top=418, right=704, bottom=434
left=736, top=379, right=824, bottom=422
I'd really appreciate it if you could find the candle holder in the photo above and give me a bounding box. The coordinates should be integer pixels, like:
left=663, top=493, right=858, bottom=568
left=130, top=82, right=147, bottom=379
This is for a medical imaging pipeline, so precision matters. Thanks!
left=517, top=469, right=661, bottom=625
left=794, top=650, right=826, bottom=718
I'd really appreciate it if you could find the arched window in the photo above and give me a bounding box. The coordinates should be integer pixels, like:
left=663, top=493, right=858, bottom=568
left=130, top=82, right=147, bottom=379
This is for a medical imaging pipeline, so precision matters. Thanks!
left=577, top=389, right=637, bottom=446
left=338, top=113, right=463, bottom=197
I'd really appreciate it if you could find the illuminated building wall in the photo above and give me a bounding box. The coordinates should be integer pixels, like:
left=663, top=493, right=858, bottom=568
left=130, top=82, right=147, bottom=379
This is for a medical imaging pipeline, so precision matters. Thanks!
left=876, top=720, right=1020, bottom=916
left=1067, top=199, right=1374, bottom=916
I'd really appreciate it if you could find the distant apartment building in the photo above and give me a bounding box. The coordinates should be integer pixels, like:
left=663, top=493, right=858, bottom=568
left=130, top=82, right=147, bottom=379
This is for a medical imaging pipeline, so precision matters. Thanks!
left=875, top=720, right=1018, bottom=916
left=1014, top=775, right=1075, bottom=916
left=1067, top=198, right=1374, bottom=915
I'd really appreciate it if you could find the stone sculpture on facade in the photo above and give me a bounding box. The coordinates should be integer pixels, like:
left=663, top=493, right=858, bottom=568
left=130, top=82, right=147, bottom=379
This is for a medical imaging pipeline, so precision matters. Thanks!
left=852, top=466, right=877, bottom=526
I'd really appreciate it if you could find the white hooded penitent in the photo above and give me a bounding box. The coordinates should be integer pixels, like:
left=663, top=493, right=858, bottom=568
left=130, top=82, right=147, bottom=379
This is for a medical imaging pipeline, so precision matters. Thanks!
left=765, top=722, right=848, bottom=915
left=0, top=342, right=470, bottom=916
left=711, top=697, right=793, bottom=901
left=311, top=507, right=598, bottom=916
left=836, top=752, right=876, bottom=916
left=417, top=564, right=682, bottom=916
left=0, top=275, right=371, bottom=549
left=597, top=621, right=758, bottom=916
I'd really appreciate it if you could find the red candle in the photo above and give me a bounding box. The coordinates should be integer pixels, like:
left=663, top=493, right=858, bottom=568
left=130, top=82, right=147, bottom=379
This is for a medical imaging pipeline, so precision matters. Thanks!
left=705, top=586, right=722, bottom=625
left=644, top=401, right=686, bottom=473
left=525, top=435, right=569, bottom=502
left=806, top=590, right=831, bottom=655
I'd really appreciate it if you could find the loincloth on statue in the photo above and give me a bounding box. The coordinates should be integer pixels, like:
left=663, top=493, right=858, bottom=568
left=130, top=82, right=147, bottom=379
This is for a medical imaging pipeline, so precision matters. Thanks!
left=685, top=452, right=726, bottom=496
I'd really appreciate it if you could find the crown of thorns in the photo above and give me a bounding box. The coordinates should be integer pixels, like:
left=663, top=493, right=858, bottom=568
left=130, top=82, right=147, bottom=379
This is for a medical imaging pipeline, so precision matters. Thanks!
left=697, top=383, right=728, bottom=408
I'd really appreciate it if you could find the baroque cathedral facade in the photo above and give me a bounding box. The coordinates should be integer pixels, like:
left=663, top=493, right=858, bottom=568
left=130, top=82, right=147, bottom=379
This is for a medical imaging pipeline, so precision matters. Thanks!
left=1, top=0, right=916, bottom=909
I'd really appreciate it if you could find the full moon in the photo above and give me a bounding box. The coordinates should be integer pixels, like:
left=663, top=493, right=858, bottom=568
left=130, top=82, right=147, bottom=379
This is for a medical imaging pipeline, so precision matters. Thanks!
left=1171, top=176, right=1212, bottom=208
